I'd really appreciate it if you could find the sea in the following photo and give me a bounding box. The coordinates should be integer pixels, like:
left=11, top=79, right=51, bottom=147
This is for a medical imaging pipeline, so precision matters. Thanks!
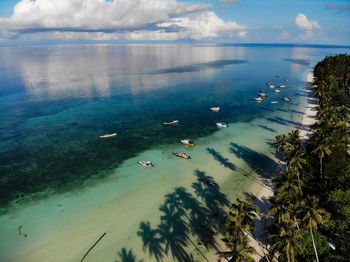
left=0, top=43, right=348, bottom=262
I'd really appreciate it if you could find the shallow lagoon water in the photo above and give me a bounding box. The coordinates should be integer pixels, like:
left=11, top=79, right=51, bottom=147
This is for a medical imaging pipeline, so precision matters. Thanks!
left=0, top=44, right=348, bottom=262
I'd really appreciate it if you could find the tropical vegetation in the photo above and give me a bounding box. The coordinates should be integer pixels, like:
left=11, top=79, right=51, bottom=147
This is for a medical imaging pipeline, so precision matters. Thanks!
left=220, top=54, right=350, bottom=261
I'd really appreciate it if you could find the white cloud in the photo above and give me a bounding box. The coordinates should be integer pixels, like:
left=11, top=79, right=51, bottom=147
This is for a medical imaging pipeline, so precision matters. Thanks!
left=295, top=13, right=320, bottom=30
left=238, top=31, right=247, bottom=38
left=0, top=0, right=248, bottom=41
left=295, top=13, right=320, bottom=40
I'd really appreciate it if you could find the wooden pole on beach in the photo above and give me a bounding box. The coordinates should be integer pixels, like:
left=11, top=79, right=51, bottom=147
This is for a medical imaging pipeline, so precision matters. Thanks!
left=80, top=232, right=107, bottom=262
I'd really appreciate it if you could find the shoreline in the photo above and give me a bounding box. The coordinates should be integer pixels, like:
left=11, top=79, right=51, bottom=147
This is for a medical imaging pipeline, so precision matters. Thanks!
left=235, top=70, right=318, bottom=261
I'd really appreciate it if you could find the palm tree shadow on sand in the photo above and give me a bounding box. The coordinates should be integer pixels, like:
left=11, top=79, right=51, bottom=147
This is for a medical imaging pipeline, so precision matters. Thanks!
left=115, top=248, right=144, bottom=262
left=229, top=142, right=277, bottom=179
left=137, top=170, right=230, bottom=261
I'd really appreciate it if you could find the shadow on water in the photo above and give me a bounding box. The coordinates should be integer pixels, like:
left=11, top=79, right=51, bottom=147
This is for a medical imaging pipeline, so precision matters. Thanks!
left=259, top=125, right=277, bottom=133
left=284, top=58, right=310, bottom=66
left=206, top=147, right=236, bottom=171
left=115, top=248, right=144, bottom=262
left=229, top=142, right=277, bottom=179
left=266, top=116, right=309, bottom=131
left=147, top=60, right=247, bottom=74
left=206, top=147, right=272, bottom=191
left=137, top=170, right=229, bottom=261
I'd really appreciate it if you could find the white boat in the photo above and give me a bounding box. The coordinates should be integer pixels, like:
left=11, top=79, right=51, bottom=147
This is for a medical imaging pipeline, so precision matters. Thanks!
left=258, top=91, right=268, bottom=97
left=253, top=97, right=264, bottom=102
left=163, top=120, right=179, bottom=126
left=216, top=122, right=228, bottom=128
left=179, top=139, right=195, bottom=146
left=269, top=84, right=275, bottom=88
left=173, top=152, right=191, bottom=159
left=284, top=79, right=289, bottom=82
left=270, top=101, right=279, bottom=104
left=138, top=161, right=154, bottom=167
left=274, top=89, right=282, bottom=93
left=210, top=107, right=221, bottom=112
left=99, top=133, right=117, bottom=139
left=280, top=85, right=286, bottom=88
left=283, top=97, right=291, bottom=102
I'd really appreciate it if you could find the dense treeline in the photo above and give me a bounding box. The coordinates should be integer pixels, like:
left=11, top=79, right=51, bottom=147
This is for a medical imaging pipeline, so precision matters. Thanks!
left=220, top=54, right=350, bottom=261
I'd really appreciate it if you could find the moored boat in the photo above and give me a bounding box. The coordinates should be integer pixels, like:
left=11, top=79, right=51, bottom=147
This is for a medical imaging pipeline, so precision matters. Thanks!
left=270, top=101, right=279, bottom=104
left=283, top=97, right=291, bottom=102
left=210, top=107, right=221, bottom=112
left=99, top=133, right=117, bottom=139
left=138, top=161, right=154, bottom=167
left=268, top=84, right=275, bottom=88
left=253, top=97, right=264, bottom=102
left=279, top=85, right=286, bottom=88
left=274, top=89, right=282, bottom=93
left=173, top=152, right=191, bottom=159
left=258, top=90, right=268, bottom=97
left=163, top=120, right=179, bottom=126
left=179, top=139, right=195, bottom=146
left=216, top=122, right=228, bottom=128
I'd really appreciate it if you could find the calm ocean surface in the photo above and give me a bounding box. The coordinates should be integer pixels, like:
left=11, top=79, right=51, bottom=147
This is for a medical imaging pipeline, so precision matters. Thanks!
left=0, top=44, right=348, bottom=262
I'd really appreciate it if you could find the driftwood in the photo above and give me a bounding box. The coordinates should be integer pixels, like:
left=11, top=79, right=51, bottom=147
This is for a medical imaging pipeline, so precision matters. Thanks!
left=80, top=232, right=107, bottom=262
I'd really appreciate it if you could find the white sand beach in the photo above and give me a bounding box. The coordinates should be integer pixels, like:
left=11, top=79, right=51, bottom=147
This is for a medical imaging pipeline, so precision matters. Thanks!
left=300, top=71, right=318, bottom=140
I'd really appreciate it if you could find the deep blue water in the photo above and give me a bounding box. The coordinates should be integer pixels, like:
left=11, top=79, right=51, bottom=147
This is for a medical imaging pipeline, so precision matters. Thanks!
left=0, top=44, right=348, bottom=207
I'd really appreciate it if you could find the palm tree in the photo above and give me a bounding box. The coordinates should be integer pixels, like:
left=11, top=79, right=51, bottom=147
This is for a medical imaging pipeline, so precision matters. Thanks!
left=300, top=196, right=326, bottom=262
left=287, top=149, right=307, bottom=184
left=268, top=197, right=292, bottom=225
left=274, top=171, right=302, bottom=199
left=311, top=140, right=332, bottom=181
left=217, top=236, right=255, bottom=262
left=115, top=248, right=144, bottom=262
left=270, top=221, right=305, bottom=262
left=274, top=134, right=292, bottom=158
left=287, top=130, right=301, bottom=149
left=225, top=198, right=258, bottom=235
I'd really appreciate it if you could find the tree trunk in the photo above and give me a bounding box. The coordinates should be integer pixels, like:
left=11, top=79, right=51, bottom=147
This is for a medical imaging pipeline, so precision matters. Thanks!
left=320, top=157, right=323, bottom=181
left=310, top=227, right=319, bottom=262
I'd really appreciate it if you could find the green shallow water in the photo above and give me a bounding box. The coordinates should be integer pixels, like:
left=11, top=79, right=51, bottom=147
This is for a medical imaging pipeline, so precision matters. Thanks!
left=0, top=44, right=348, bottom=261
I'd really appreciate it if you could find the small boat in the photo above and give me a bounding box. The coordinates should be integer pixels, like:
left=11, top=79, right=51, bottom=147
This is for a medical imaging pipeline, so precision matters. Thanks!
left=253, top=97, right=264, bottom=102
left=284, top=79, right=289, bottom=82
left=200, top=178, right=218, bottom=187
left=270, top=101, right=279, bottom=104
left=280, top=85, right=286, bottom=88
left=266, top=82, right=272, bottom=86
left=210, top=107, right=221, bottom=112
left=216, top=122, right=228, bottom=128
left=173, top=152, right=191, bottom=159
left=138, top=161, right=154, bottom=167
left=283, top=97, right=291, bottom=102
left=274, top=89, right=282, bottom=93
left=268, top=84, right=275, bottom=88
left=179, top=139, right=195, bottom=146
left=99, top=133, right=117, bottom=139
left=163, top=120, right=179, bottom=126
left=258, top=90, right=268, bottom=97
left=275, top=75, right=280, bottom=78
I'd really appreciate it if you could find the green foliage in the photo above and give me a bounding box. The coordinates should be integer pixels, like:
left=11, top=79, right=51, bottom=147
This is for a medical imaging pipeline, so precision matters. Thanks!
left=267, top=54, right=350, bottom=261
left=298, top=229, right=330, bottom=259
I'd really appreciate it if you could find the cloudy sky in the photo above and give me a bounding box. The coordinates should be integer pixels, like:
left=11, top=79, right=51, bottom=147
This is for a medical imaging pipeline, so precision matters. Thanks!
left=0, top=0, right=349, bottom=45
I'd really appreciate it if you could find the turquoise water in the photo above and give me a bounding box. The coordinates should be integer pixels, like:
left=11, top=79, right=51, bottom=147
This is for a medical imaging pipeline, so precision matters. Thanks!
left=0, top=44, right=349, bottom=262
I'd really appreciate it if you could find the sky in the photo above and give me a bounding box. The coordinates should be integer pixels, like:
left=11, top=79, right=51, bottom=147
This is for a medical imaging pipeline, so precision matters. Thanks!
left=0, top=0, right=349, bottom=45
